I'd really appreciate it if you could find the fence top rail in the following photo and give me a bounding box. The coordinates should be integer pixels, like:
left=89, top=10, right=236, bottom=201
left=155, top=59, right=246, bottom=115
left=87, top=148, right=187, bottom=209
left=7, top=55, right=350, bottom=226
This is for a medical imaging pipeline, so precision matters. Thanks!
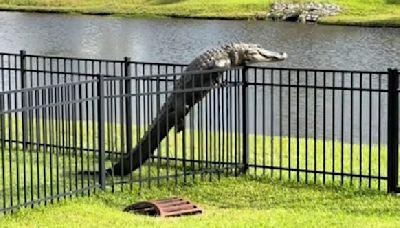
left=25, top=54, right=125, bottom=63
left=130, top=60, right=187, bottom=67
left=0, top=51, right=188, bottom=67
left=0, top=52, right=19, bottom=57
left=0, top=51, right=122, bottom=63
left=0, top=78, right=98, bottom=96
left=246, top=65, right=389, bottom=75
left=0, top=50, right=395, bottom=75
left=104, top=66, right=244, bottom=81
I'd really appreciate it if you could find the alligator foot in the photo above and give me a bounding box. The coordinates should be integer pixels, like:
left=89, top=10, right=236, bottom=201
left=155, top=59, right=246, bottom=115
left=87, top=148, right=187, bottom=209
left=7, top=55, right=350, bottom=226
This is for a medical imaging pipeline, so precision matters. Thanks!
left=176, top=105, right=190, bottom=133
left=176, top=118, right=185, bottom=132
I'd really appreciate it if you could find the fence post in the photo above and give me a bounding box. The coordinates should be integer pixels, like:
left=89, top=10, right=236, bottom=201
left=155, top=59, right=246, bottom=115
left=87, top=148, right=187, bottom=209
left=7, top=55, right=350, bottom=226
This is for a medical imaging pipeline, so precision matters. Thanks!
left=124, top=57, right=133, bottom=173
left=98, top=75, right=106, bottom=190
left=20, top=50, right=27, bottom=151
left=387, top=68, right=399, bottom=193
left=241, top=66, right=249, bottom=175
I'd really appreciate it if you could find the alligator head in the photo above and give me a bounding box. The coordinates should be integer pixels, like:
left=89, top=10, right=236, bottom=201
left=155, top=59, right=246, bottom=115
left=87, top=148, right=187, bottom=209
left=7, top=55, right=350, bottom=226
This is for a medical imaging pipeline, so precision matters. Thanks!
left=222, top=43, right=287, bottom=66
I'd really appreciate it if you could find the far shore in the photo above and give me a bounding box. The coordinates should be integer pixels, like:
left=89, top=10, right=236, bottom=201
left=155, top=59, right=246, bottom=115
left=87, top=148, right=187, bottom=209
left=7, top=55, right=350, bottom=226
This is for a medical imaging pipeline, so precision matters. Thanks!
left=0, top=0, right=399, bottom=28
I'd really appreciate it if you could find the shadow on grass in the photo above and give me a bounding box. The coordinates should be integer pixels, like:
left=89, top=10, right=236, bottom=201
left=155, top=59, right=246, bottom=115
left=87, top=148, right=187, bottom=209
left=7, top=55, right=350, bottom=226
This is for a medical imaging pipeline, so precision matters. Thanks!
left=151, top=0, right=187, bottom=5
left=386, top=0, right=400, bottom=4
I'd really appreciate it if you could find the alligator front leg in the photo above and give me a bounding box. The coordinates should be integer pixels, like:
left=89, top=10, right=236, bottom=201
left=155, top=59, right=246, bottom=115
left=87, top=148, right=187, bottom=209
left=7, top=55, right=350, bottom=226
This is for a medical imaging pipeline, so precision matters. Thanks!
left=176, top=105, right=190, bottom=133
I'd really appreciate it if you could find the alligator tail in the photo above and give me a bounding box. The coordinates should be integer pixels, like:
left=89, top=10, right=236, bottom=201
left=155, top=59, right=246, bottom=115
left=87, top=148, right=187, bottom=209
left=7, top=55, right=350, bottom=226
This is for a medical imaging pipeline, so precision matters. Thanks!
left=109, top=98, right=187, bottom=176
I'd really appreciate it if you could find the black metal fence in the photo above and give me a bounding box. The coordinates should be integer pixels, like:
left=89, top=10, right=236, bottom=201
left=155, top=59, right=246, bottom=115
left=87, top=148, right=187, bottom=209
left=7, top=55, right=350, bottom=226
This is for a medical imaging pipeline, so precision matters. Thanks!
left=0, top=51, right=399, bottom=214
left=244, top=67, right=397, bottom=191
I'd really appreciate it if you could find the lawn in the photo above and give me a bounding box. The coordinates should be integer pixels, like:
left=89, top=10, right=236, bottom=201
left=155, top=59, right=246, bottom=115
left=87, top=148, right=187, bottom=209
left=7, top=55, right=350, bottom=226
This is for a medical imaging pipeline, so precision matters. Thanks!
left=0, top=0, right=399, bottom=26
left=0, top=116, right=392, bottom=226
left=1, top=176, right=400, bottom=227
left=0, top=131, right=389, bottom=215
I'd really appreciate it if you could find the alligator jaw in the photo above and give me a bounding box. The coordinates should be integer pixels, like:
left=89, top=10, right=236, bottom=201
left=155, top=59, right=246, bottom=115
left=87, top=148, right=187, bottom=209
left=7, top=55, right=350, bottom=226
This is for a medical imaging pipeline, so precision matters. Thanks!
left=253, top=49, right=287, bottom=62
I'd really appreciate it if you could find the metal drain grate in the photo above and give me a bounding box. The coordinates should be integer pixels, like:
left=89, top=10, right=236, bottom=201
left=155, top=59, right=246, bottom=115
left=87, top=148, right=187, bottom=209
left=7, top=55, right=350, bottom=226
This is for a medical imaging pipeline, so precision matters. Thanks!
left=123, top=198, right=202, bottom=217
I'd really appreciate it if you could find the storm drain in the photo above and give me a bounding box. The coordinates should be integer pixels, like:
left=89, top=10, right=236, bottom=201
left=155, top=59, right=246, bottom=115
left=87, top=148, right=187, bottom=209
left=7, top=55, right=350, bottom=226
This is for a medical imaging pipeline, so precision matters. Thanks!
left=123, top=198, right=202, bottom=217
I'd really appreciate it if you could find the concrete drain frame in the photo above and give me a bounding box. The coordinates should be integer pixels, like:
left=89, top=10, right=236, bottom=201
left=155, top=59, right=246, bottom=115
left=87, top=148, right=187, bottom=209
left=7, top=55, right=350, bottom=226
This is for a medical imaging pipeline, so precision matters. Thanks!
left=123, top=198, right=202, bottom=217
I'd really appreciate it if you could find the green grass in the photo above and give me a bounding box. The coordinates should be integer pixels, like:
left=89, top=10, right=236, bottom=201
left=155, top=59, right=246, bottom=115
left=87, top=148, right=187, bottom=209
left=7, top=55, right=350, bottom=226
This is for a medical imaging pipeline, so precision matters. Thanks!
left=0, top=0, right=399, bottom=26
left=1, top=176, right=400, bottom=227
left=0, top=116, right=395, bottom=226
left=0, top=125, right=389, bottom=213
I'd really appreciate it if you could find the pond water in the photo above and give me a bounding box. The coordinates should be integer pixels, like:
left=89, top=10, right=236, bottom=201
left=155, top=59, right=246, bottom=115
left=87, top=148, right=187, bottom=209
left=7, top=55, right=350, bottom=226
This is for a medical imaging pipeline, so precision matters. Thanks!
left=0, top=11, right=399, bottom=144
left=0, top=12, right=399, bottom=70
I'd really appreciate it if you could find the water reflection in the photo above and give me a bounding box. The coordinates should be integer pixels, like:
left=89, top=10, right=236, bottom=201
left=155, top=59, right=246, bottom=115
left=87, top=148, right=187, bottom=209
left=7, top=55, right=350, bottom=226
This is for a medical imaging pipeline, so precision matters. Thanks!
left=0, top=12, right=399, bottom=70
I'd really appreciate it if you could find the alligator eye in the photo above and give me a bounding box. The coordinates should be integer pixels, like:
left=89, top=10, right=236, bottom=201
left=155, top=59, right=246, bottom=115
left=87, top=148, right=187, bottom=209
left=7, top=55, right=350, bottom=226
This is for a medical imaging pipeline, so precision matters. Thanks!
left=256, top=51, right=266, bottom=57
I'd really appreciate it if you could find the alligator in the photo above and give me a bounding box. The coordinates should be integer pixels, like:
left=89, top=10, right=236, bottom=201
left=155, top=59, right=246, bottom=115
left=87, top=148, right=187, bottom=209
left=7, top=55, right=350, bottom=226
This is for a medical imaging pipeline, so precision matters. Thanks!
left=105, top=43, right=287, bottom=176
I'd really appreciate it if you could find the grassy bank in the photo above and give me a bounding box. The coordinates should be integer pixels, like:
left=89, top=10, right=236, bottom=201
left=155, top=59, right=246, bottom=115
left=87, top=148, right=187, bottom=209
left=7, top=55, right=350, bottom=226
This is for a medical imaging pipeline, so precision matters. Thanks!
left=0, top=0, right=399, bottom=27
left=2, top=177, right=400, bottom=227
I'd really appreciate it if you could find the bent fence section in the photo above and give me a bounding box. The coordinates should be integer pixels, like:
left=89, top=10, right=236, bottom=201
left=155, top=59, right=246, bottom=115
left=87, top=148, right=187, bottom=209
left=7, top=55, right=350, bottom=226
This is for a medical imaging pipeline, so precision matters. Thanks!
left=0, top=51, right=398, bottom=214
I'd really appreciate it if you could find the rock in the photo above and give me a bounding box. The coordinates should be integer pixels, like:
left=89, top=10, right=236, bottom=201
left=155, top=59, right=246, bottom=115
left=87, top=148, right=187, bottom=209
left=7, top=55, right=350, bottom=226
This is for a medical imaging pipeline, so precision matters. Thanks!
left=267, top=2, right=341, bottom=23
